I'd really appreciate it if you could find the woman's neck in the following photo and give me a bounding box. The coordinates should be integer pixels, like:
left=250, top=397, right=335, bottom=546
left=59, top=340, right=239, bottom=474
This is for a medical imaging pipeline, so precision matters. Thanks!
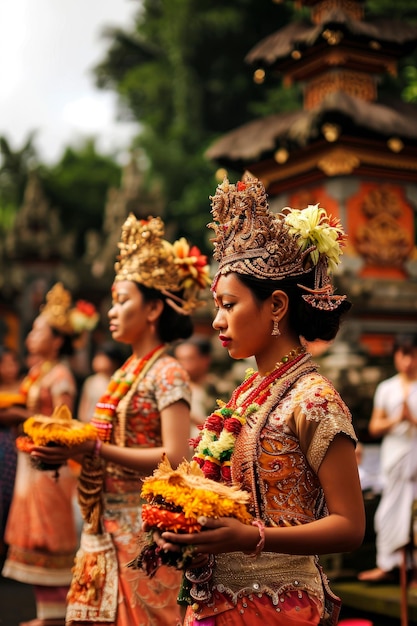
left=131, top=338, right=165, bottom=360
left=256, top=341, right=304, bottom=377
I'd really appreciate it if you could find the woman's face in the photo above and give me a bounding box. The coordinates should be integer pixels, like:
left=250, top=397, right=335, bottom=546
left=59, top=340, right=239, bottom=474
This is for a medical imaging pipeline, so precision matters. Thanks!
left=26, top=315, right=58, bottom=358
left=108, top=281, right=155, bottom=346
left=0, top=352, right=19, bottom=384
left=212, top=273, right=273, bottom=361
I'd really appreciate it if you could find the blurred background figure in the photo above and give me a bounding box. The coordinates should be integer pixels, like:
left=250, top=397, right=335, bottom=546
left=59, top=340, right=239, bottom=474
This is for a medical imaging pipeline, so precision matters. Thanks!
left=355, top=441, right=383, bottom=496
left=0, top=347, right=24, bottom=565
left=358, top=334, right=417, bottom=584
left=77, top=341, right=126, bottom=423
left=1, top=283, right=97, bottom=626
left=173, top=335, right=219, bottom=438
left=0, top=348, right=23, bottom=395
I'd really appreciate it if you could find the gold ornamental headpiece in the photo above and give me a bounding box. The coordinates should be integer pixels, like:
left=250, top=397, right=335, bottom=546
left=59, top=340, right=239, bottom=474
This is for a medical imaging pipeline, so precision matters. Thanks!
left=114, top=214, right=211, bottom=314
left=40, top=283, right=99, bottom=335
left=209, top=172, right=348, bottom=310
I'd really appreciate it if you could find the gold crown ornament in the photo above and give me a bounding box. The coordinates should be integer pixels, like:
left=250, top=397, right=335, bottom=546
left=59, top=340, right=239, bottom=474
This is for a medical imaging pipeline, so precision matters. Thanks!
left=40, top=282, right=99, bottom=335
left=209, top=172, right=348, bottom=311
left=114, top=214, right=211, bottom=314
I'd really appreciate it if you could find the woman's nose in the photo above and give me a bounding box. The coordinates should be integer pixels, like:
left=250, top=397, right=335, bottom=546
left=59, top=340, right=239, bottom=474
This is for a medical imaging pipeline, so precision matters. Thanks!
left=212, top=310, right=224, bottom=330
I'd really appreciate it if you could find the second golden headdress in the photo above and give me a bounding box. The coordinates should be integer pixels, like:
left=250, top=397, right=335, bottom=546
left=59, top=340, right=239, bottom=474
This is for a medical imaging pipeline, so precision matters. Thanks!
left=114, top=214, right=211, bottom=314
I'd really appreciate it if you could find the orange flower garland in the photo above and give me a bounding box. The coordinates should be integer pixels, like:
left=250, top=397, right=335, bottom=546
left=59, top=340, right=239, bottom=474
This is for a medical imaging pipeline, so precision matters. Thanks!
left=90, top=344, right=165, bottom=442
left=19, top=361, right=55, bottom=402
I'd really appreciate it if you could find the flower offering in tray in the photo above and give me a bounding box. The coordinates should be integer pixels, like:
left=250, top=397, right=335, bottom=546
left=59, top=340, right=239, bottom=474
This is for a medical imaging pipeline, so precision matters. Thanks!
left=0, top=392, right=26, bottom=408
left=16, top=404, right=97, bottom=475
left=130, top=456, right=253, bottom=577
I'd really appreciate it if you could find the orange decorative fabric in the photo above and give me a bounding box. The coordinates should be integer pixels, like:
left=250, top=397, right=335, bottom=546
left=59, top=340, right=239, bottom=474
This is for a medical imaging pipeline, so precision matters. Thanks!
left=67, top=354, right=190, bottom=625
left=233, top=369, right=356, bottom=526
left=3, top=362, right=78, bottom=582
left=184, top=589, right=322, bottom=626
left=2, top=361, right=78, bottom=619
left=187, top=356, right=355, bottom=626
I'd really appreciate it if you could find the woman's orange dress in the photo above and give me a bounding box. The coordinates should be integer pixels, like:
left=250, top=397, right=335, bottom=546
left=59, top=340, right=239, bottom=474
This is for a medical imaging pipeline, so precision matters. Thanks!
left=185, top=358, right=357, bottom=626
left=2, top=361, right=78, bottom=620
left=66, top=354, right=191, bottom=626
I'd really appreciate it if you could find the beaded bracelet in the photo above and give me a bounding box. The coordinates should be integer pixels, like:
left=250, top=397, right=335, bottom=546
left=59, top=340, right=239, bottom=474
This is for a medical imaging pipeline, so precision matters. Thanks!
left=93, top=438, right=103, bottom=457
left=249, top=519, right=265, bottom=558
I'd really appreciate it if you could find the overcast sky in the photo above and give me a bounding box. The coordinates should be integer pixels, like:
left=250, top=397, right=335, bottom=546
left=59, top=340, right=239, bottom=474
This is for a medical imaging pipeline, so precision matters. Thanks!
left=1, top=0, right=139, bottom=164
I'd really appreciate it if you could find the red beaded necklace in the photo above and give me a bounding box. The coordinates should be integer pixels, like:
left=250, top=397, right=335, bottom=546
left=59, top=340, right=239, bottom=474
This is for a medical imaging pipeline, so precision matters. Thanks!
left=19, top=360, right=56, bottom=402
left=91, top=344, right=165, bottom=442
left=193, top=347, right=306, bottom=483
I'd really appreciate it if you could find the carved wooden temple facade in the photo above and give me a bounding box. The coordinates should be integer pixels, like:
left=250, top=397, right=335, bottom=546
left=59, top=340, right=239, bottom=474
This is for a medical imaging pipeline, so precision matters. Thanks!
left=206, top=0, right=417, bottom=359
left=0, top=157, right=151, bottom=354
left=1, top=0, right=417, bottom=396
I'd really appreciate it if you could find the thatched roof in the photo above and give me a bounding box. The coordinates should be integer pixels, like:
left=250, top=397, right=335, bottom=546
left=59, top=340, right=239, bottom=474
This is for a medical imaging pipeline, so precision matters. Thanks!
left=205, top=92, right=417, bottom=164
left=246, top=13, right=417, bottom=67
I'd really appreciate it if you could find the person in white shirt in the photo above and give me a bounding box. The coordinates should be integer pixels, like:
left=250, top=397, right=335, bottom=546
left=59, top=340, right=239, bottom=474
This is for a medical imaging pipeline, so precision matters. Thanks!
left=359, top=333, right=417, bottom=582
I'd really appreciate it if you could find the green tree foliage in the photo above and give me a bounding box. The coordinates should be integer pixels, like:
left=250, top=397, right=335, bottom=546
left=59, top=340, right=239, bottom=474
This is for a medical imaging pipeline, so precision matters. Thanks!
left=93, top=0, right=417, bottom=252
left=366, top=0, right=417, bottom=18
left=0, top=134, right=38, bottom=231
left=366, top=0, right=417, bottom=102
left=39, top=139, right=121, bottom=254
left=93, top=0, right=300, bottom=252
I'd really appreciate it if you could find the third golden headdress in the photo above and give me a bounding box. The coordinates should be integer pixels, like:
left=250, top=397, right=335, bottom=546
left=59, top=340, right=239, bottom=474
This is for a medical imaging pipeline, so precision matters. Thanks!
left=40, top=282, right=99, bottom=335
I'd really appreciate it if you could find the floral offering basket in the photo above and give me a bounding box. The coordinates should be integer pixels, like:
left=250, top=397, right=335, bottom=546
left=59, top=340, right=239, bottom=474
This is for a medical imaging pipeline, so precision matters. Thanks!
left=130, top=456, right=253, bottom=577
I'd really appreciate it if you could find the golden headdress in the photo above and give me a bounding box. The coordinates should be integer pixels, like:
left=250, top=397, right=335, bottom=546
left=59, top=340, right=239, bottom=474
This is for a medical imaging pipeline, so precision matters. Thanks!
left=209, top=172, right=348, bottom=310
left=114, top=214, right=211, bottom=314
left=40, top=282, right=99, bottom=335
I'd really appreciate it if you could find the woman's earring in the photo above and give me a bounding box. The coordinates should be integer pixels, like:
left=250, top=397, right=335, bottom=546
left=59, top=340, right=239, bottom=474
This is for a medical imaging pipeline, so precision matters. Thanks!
left=271, top=319, right=280, bottom=337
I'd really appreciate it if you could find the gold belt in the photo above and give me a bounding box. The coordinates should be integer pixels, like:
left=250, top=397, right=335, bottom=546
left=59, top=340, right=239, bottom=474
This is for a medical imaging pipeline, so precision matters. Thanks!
left=213, top=551, right=324, bottom=606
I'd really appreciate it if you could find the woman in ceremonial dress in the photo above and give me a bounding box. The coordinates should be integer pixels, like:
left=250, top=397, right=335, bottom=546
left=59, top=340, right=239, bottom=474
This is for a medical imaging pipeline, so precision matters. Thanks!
left=157, top=174, right=365, bottom=626
left=32, top=215, right=210, bottom=626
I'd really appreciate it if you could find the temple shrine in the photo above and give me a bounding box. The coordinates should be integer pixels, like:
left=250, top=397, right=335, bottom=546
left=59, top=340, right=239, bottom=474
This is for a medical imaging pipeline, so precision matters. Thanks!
left=206, top=3, right=417, bottom=622
left=206, top=0, right=417, bottom=360
left=0, top=157, right=147, bottom=350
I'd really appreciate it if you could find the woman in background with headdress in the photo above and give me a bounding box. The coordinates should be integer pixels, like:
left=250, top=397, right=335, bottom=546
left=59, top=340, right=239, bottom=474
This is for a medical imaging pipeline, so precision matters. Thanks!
left=31, top=215, right=211, bottom=626
left=1, top=283, right=96, bottom=626
left=156, top=174, right=365, bottom=626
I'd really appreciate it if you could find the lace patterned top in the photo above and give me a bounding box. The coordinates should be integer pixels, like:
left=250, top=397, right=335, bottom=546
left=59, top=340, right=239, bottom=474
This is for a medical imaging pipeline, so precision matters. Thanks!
left=233, top=368, right=357, bottom=526
left=198, top=360, right=358, bottom=624
left=105, top=354, right=191, bottom=487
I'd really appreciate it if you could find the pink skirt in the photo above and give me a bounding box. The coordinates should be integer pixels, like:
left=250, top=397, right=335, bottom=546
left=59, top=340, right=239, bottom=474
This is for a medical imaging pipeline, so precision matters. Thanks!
left=184, top=589, right=322, bottom=626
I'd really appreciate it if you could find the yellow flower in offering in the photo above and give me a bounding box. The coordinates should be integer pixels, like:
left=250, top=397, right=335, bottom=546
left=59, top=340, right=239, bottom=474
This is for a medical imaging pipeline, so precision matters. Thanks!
left=141, top=456, right=252, bottom=527
left=0, top=392, right=26, bottom=408
left=132, top=457, right=253, bottom=577
left=23, top=405, right=98, bottom=447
